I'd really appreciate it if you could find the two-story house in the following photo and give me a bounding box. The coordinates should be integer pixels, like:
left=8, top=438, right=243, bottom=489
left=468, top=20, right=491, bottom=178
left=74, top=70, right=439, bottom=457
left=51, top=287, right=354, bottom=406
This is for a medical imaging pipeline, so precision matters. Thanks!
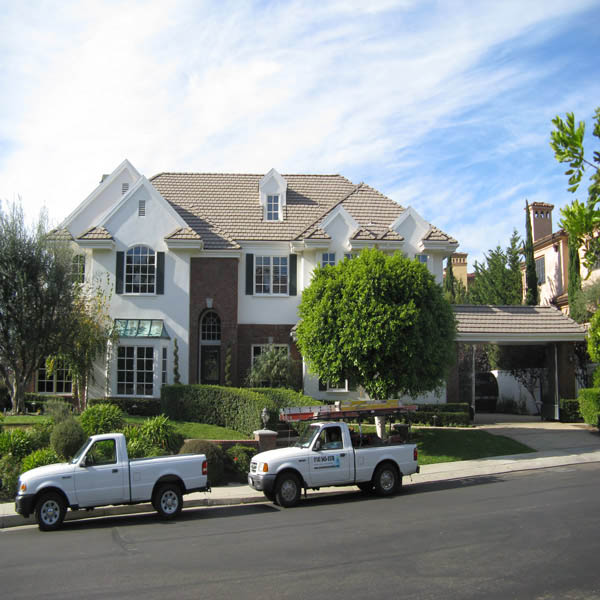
left=48, top=159, right=458, bottom=402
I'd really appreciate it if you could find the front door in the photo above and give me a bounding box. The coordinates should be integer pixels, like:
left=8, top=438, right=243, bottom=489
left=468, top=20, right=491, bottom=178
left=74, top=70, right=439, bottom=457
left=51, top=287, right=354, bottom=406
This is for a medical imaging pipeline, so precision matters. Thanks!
left=201, top=346, right=220, bottom=384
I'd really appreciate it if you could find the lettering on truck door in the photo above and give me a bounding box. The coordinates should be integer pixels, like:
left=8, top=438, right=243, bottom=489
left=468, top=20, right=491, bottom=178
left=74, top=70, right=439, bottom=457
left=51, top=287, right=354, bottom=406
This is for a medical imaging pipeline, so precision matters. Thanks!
left=74, top=439, right=128, bottom=507
left=308, top=425, right=352, bottom=486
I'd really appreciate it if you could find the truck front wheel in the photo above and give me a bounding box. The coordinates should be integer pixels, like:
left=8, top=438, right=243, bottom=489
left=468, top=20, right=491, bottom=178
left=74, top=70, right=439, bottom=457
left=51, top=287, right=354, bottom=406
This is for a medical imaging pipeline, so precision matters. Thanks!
left=275, top=473, right=301, bottom=508
left=154, top=484, right=183, bottom=519
left=373, top=463, right=401, bottom=496
left=35, top=492, right=66, bottom=531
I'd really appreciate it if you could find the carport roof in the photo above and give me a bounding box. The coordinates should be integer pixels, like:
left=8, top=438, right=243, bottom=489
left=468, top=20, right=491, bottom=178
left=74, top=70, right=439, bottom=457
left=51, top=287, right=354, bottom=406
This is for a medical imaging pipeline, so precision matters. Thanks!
left=453, top=305, right=586, bottom=344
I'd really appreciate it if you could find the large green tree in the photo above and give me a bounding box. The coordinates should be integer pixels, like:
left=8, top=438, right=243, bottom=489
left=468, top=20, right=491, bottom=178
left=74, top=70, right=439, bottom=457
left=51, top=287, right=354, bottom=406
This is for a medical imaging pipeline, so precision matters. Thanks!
left=553, top=107, right=600, bottom=274
left=295, top=248, right=456, bottom=401
left=0, top=201, right=77, bottom=413
left=443, top=256, right=468, bottom=304
left=468, top=230, right=523, bottom=305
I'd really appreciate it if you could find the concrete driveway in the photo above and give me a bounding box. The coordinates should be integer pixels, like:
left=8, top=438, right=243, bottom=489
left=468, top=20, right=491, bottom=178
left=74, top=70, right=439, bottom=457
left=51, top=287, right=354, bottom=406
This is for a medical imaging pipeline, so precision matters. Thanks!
left=475, top=412, right=600, bottom=452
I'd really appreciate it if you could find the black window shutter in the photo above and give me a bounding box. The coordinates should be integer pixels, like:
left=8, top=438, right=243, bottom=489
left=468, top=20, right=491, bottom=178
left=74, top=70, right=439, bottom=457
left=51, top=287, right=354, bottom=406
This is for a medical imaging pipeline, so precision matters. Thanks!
left=246, top=253, right=254, bottom=295
left=116, top=251, right=124, bottom=294
left=318, top=379, right=327, bottom=392
left=156, top=252, right=165, bottom=294
left=289, top=254, right=297, bottom=296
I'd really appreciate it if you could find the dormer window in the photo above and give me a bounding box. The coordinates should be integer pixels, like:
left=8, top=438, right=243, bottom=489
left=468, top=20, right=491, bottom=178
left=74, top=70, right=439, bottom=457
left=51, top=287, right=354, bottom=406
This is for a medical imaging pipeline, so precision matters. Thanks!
left=259, top=168, right=287, bottom=222
left=266, top=195, right=280, bottom=221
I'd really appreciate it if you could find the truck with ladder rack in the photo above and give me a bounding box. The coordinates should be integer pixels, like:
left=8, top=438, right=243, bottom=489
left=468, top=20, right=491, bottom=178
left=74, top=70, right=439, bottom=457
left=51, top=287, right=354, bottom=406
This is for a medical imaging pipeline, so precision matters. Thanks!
left=247, top=402, right=419, bottom=507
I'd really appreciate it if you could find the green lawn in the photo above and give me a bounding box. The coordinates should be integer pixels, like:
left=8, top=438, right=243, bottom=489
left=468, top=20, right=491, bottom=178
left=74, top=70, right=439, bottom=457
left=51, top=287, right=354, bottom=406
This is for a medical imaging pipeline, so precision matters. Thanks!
left=413, top=428, right=535, bottom=464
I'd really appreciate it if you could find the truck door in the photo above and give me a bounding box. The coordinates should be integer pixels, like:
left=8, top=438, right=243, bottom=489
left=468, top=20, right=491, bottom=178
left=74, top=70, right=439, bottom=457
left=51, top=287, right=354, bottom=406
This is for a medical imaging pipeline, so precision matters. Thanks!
left=74, top=439, right=129, bottom=507
left=308, top=425, right=352, bottom=486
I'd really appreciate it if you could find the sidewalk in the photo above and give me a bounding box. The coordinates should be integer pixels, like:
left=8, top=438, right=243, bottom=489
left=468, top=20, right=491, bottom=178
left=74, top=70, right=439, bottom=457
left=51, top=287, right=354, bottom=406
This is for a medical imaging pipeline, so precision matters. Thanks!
left=3, top=418, right=600, bottom=529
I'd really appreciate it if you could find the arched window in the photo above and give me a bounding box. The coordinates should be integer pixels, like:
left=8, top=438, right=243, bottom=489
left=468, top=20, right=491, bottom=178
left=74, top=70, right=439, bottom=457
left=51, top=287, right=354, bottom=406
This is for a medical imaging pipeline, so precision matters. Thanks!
left=125, top=245, right=156, bottom=294
left=201, top=311, right=221, bottom=342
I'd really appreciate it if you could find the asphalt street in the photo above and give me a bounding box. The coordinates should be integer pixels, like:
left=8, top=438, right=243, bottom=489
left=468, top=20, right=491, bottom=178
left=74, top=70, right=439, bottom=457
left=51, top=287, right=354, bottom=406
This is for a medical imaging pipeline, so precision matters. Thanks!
left=2, top=462, right=600, bottom=600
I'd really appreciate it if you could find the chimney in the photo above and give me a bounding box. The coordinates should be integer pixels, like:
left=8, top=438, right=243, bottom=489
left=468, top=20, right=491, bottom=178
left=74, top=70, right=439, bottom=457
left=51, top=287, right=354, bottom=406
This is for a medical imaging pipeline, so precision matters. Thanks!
left=528, top=202, right=554, bottom=242
left=451, top=253, right=468, bottom=287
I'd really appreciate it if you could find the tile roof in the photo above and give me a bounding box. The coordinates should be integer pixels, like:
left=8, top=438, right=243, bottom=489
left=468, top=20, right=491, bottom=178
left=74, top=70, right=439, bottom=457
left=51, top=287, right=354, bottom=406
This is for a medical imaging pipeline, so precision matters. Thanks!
left=150, top=172, right=457, bottom=249
left=47, top=227, right=73, bottom=241
left=453, top=305, right=586, bottom=342
left=78, top=226, right=113, bottom=240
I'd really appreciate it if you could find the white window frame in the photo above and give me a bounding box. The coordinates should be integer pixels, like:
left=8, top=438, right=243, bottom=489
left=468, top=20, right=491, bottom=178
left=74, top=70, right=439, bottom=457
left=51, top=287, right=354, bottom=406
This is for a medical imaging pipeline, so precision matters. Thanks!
left=321, top=252, right=336, bottom=266
left=71, top=254, right=86, bottom=284
left=266, top=195, right=280, bottom=221
left=37, top=360, right=73, bottom=395
left=124, top=245, right=156, bottom=295
left=255, top=255, right=288, bottom=295
left=116, top=344, right=155, bottom=397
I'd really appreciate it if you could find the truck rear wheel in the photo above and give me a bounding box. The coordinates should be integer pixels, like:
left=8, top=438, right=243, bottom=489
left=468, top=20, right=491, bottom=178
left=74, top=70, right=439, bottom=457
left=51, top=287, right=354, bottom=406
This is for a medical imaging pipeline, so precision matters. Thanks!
left=35, top=492, right=66, bottom=531
left=373, top=463, right=400, bottom=496
left=275, top=473, right=301, bottom=508
left=154, top=483, right=183, bottom=519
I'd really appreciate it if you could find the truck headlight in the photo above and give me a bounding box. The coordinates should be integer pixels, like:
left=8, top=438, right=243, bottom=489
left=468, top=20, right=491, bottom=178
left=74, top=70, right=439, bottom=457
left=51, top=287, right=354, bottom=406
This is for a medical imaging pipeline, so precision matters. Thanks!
left=259, top=463, right=269, bottom=473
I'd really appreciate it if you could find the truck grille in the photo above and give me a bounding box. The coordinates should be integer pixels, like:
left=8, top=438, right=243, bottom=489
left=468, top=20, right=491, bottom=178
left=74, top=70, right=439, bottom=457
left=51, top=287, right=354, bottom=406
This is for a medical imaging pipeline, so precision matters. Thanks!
left=250, top=461, right=257, bottom=473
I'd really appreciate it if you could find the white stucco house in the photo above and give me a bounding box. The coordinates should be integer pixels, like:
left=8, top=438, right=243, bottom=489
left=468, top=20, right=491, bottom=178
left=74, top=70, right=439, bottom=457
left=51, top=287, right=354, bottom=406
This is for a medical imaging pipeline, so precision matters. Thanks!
left=43, top=159, right=458, bottom=402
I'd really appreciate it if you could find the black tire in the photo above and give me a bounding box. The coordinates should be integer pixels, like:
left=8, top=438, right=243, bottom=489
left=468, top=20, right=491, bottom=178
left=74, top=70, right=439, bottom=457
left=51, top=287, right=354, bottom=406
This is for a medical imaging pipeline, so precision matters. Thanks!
left=153, top=483, right=183, bottom=520
left=274, top=473, right=301, bottom=508
left=357, top=481, right=375, bottom=494
left=263, top=490, right=276, bottom=503
left=35, top=492, right=66, bottom=531
left=373, top=463, right=400, bottom=497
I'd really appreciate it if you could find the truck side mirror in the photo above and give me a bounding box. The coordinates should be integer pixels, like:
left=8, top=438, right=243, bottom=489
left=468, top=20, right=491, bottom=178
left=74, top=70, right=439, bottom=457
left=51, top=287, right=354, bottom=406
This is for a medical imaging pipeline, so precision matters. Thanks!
left=313, top=440, right=321, bottom=451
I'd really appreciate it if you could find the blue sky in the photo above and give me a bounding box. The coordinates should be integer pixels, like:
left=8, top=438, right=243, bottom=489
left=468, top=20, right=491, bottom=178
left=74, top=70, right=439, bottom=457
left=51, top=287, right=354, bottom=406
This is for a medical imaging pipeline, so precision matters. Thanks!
left=1, top=0, right=599, bottom=267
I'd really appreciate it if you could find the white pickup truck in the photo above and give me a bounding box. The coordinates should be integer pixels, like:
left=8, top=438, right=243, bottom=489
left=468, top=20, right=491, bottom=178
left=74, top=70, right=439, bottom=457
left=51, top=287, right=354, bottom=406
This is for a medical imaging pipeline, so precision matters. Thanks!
left=15, top=433, right=209, bottom=531
left=248, top=421, right=419, bottom=507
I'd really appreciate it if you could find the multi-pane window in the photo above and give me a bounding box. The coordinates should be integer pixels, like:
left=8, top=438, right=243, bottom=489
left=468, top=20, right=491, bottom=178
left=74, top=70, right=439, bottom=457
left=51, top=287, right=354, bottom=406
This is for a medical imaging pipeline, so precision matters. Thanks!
left=322, top=253, right=336, bottom=266
left=117, top=346, right=154, bottom=396
left=71, top=255, right=85, bottom=284
left=125, top=245, right=156, bottom=294
left=255, top=256, right=288, bottom=295
left=417, top=254, right=428, bottom=264
left=344, top=253, right=357, bottom=261
left=201, top=311, right=221, bottom=341
left=251, top=344, right=289, bottom=364
left=266, top=195, right=280, bottom=221
left=535, top=256, right=546, bottom=285
left=37, top=361, right=72, bottom=394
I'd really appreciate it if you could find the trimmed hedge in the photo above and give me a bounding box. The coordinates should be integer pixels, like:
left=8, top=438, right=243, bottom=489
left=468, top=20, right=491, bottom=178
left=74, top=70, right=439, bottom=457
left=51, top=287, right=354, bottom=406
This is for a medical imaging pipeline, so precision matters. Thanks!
left=88, top=397, right=162, bottom=417
left=559, top=399, right=583, bottom=423
left=249, top=388, right=315, bottom=410
left=578, top=388, right=600, bottom=428
left=161, top=385, right=278, bottom=436
left=401, top=403, right=471, bottom=427
left=179, top=439, right=225, bottom=484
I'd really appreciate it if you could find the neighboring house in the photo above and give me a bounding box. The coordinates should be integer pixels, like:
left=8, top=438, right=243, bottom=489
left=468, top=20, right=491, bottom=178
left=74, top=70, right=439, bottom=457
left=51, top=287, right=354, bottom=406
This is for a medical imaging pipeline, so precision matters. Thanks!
left=46, top=159, right=458, bottom=402
left=522, top=201, right=599, bottom=312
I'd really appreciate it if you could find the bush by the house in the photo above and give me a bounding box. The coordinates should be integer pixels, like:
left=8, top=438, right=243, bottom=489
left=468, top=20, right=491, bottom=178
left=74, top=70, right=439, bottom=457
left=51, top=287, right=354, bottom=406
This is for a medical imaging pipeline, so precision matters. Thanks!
left=161, top=385, right=278, bottom=436
left=138, top=415, right=184, bottom=453
left=250, top=388, right=315, bottom=410
left=225, top=445, right=256, bottom=483
left=179, top=439, right=225, bottom=485
left=0, top=429, right=32, bottom=460
left=88, top=397, right=162, bottom=417
left=0, top=454, right=21, bottom=498
left=51, top=419, right=87, bottom=460
left=560, top=399, right=583, bottom=423
left=27, top=422, right=54, bottom=451
left=44, top=398, right=73, bottom=423
left=578, top=388, right=600, bottom=427
left=401, top=403, right=471, bottom=427
left=21, top=447, right=60, bottom=473
left=80, top=403, right=125, bottom=436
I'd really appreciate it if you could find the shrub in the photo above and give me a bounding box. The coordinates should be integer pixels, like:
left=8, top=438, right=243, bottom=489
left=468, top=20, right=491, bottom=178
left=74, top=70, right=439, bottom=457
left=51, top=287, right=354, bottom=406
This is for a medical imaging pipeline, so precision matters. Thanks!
left=44, top=398, right=73, bottom=423
left=88, top=397, right=162, bottom=417
left=0, top=429, right=32, bottom=459
left=138, top=415, right=184, bottom=453
left=560, top=399, right=583, bottom=423
left=27, top=422, right=54, bottom=451
left=161, top=385, right=278, bottom=436
left=246, top=347, right=302, bottom=390
left=249, top=388, right=315, bottom=411
left=225, top=445, right=256, bottom=483
left=179, top=439, right=225, bottom=485
left=80, top=403, right=124, bottom=435
left=0, top=454, right=22, bottom=498
left=21, top=447, right=60, bottom=473
left=578, top=388, right=600, bottom=427
left=51, top=419, right=87, bottom=460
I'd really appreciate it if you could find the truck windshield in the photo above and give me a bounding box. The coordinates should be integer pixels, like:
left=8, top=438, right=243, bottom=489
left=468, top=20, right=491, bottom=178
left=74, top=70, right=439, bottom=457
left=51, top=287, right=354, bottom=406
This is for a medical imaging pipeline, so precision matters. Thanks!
left=295, top=425, right=320, bottom=448
left=70, top=438, right=92, bottom=464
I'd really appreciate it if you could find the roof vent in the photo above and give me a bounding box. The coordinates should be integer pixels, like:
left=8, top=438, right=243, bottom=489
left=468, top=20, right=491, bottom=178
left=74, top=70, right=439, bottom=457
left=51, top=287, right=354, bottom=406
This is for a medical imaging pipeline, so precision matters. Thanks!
left=122, top=183, right=129, bottom=195
left=139, top=199, right=146, bottom=217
